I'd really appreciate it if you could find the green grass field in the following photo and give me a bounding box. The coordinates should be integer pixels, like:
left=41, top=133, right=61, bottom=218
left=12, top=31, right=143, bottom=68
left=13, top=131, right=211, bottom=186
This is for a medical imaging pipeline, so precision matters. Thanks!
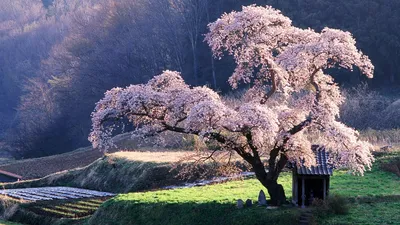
left=330, top=169, right=399, bottom=197
left=88, top=152, right=399, bottom=225
left=315, top=151, right=400, bottom=225
left=89, top=173, right=299, bottom=225
left=2, top=151, right=398, bottom=225
left=317, top=201, right=400, bottom=225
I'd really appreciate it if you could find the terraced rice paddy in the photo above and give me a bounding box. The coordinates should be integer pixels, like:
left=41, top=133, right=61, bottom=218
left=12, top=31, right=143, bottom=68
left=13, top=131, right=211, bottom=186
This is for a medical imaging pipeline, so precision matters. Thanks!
left=0, top=187, right=115, bottom=201
left=0, top=187, right=115, bottom=219
left=27, top=197, right=110, bottom=218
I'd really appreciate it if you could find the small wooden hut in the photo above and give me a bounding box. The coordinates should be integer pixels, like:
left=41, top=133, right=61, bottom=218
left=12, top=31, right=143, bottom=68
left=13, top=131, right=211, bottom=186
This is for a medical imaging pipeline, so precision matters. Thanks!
left=292, top=145, right=333, bottom=207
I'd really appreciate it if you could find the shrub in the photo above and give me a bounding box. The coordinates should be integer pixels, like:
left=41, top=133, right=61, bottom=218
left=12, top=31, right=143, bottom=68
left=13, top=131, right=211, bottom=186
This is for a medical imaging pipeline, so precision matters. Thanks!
left=327, top=195, right=349, bottom=215
left=360, top=129, right=400, bottom=146
left=382, top=99, right=400, bottom=129
left=311, top=198, right=330, bottom=217
left=312, top=195, right=349, bottom=216
left=340, top=84, right=391, bottom=130
left=381, top=157, right=400, bottom=177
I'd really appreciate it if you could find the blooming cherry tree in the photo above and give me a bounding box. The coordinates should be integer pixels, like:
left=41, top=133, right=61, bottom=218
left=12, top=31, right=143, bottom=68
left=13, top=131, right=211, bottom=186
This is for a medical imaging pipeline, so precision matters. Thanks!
left=89, top=5, right=374, bottom=205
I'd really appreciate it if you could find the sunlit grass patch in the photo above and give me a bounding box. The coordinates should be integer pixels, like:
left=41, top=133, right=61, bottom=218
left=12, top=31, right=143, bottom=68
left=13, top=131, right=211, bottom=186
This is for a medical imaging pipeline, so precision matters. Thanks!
left=110, top=151, right=190, bottom=163
left=329, top=169, right=399, bottom=197
left=113, top=172, right=292, bottom=204
left=89, top=173, right=298, bottom=225
left=328, top=151, right=399, bottom=197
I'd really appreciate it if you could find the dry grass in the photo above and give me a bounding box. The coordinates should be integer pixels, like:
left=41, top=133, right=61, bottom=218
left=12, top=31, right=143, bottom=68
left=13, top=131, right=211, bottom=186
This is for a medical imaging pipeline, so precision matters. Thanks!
left=360, top=129, right=400, bottom=147
left=110, top=151, right=191, bottom=163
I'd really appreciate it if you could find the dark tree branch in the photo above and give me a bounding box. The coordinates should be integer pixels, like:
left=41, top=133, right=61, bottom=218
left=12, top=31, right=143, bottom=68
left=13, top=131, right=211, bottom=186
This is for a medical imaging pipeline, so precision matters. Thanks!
left=260, top=72, right=277, bottom=104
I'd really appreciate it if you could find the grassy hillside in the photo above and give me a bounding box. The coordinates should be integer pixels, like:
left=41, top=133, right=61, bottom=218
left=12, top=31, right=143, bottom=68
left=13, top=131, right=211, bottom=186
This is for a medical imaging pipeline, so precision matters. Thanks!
left=0, top=132, right=194, bottom=180
left=0, top=133, right=148, bottom=180
left=1, top=152, right=193, bottom=193
left=1, top=150, right=398, bottom=225
left=88, top=152, right=399, bottom=225
left=0, top=147, right=101, bottom=179
left=0, top=151, right=241, bottom=225
left=89, top=174, right=299, bottom=225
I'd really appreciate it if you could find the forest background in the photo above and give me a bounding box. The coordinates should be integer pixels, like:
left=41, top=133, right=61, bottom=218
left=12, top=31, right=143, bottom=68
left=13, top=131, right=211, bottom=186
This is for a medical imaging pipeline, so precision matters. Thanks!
left=1, top=0, right=400, bottom=158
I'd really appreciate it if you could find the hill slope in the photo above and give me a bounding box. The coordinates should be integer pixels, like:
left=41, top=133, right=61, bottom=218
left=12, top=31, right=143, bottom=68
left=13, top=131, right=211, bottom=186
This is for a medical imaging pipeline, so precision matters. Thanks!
left=89, top=175, right=298, bottom=225
left=88, top=152, right=400, bottom=225
left=1, top=152, right=191, bottom=193
left=0, top=133, right=187, bottom=180
left=0, top=147, right=101, bottom=179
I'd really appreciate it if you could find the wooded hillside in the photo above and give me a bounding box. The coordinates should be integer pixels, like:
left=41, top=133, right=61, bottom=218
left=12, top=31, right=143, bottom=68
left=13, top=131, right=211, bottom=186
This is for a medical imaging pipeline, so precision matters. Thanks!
left=1, top=0, right=400, bottom=158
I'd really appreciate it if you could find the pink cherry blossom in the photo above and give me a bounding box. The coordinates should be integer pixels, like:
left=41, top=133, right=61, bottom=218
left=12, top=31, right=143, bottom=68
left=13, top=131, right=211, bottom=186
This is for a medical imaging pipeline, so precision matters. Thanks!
left=89, top=5, right=375, bottom=204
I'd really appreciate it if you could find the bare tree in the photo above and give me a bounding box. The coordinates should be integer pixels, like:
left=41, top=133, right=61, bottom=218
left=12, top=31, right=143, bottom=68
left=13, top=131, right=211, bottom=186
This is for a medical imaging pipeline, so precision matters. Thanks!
left=170, top=0, right=208, bottom=85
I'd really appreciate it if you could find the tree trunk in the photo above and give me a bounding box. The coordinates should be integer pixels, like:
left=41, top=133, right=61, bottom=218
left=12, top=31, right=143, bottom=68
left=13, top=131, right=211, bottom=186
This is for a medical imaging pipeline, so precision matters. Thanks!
left=210, top=51, right=217, bottom=89
left=251, top=157, right=287, bottom=206
left=265, top=180, right=287, bottom=206
left=206, top=3, right=217, bottom=90
left=192, top=46, right=199, bottom=85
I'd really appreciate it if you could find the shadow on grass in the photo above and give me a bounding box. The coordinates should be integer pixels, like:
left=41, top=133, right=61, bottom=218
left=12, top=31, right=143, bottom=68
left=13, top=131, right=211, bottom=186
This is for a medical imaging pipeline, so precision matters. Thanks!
left=348, top=194, right=400, bottom=204
left=314, top=195, right=400, bottom=225
left=88, top=201, right=300, bottom=225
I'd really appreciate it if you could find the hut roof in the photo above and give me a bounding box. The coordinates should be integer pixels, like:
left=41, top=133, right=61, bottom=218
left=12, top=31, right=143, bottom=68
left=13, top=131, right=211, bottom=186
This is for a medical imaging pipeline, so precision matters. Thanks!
left=297, top=145, right=333, bottom=176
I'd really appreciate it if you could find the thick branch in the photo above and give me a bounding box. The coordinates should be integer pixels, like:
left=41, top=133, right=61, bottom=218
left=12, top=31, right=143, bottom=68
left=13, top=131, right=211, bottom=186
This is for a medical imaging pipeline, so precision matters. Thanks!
left=286, top=68, right=321, bottom=136
left=274, top=153, right=288, bottom=180
left=310, top=67, right=322, bottom=102
left=260, top=73, right=277, bottom=104
left=244, top=130, right=258, bottom=157
left=288, top=117, right=312, bottom=136
left=162, top=122, right=255, bottom=161
left=267, top=146, right=280, bottom=180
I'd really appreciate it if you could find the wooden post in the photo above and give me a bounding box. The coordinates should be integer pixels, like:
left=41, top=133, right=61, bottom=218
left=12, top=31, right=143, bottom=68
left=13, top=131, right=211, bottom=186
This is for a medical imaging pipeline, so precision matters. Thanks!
left=323, top=178, right=327, bottom=200
left=301, top=177, right=305, bottom=208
